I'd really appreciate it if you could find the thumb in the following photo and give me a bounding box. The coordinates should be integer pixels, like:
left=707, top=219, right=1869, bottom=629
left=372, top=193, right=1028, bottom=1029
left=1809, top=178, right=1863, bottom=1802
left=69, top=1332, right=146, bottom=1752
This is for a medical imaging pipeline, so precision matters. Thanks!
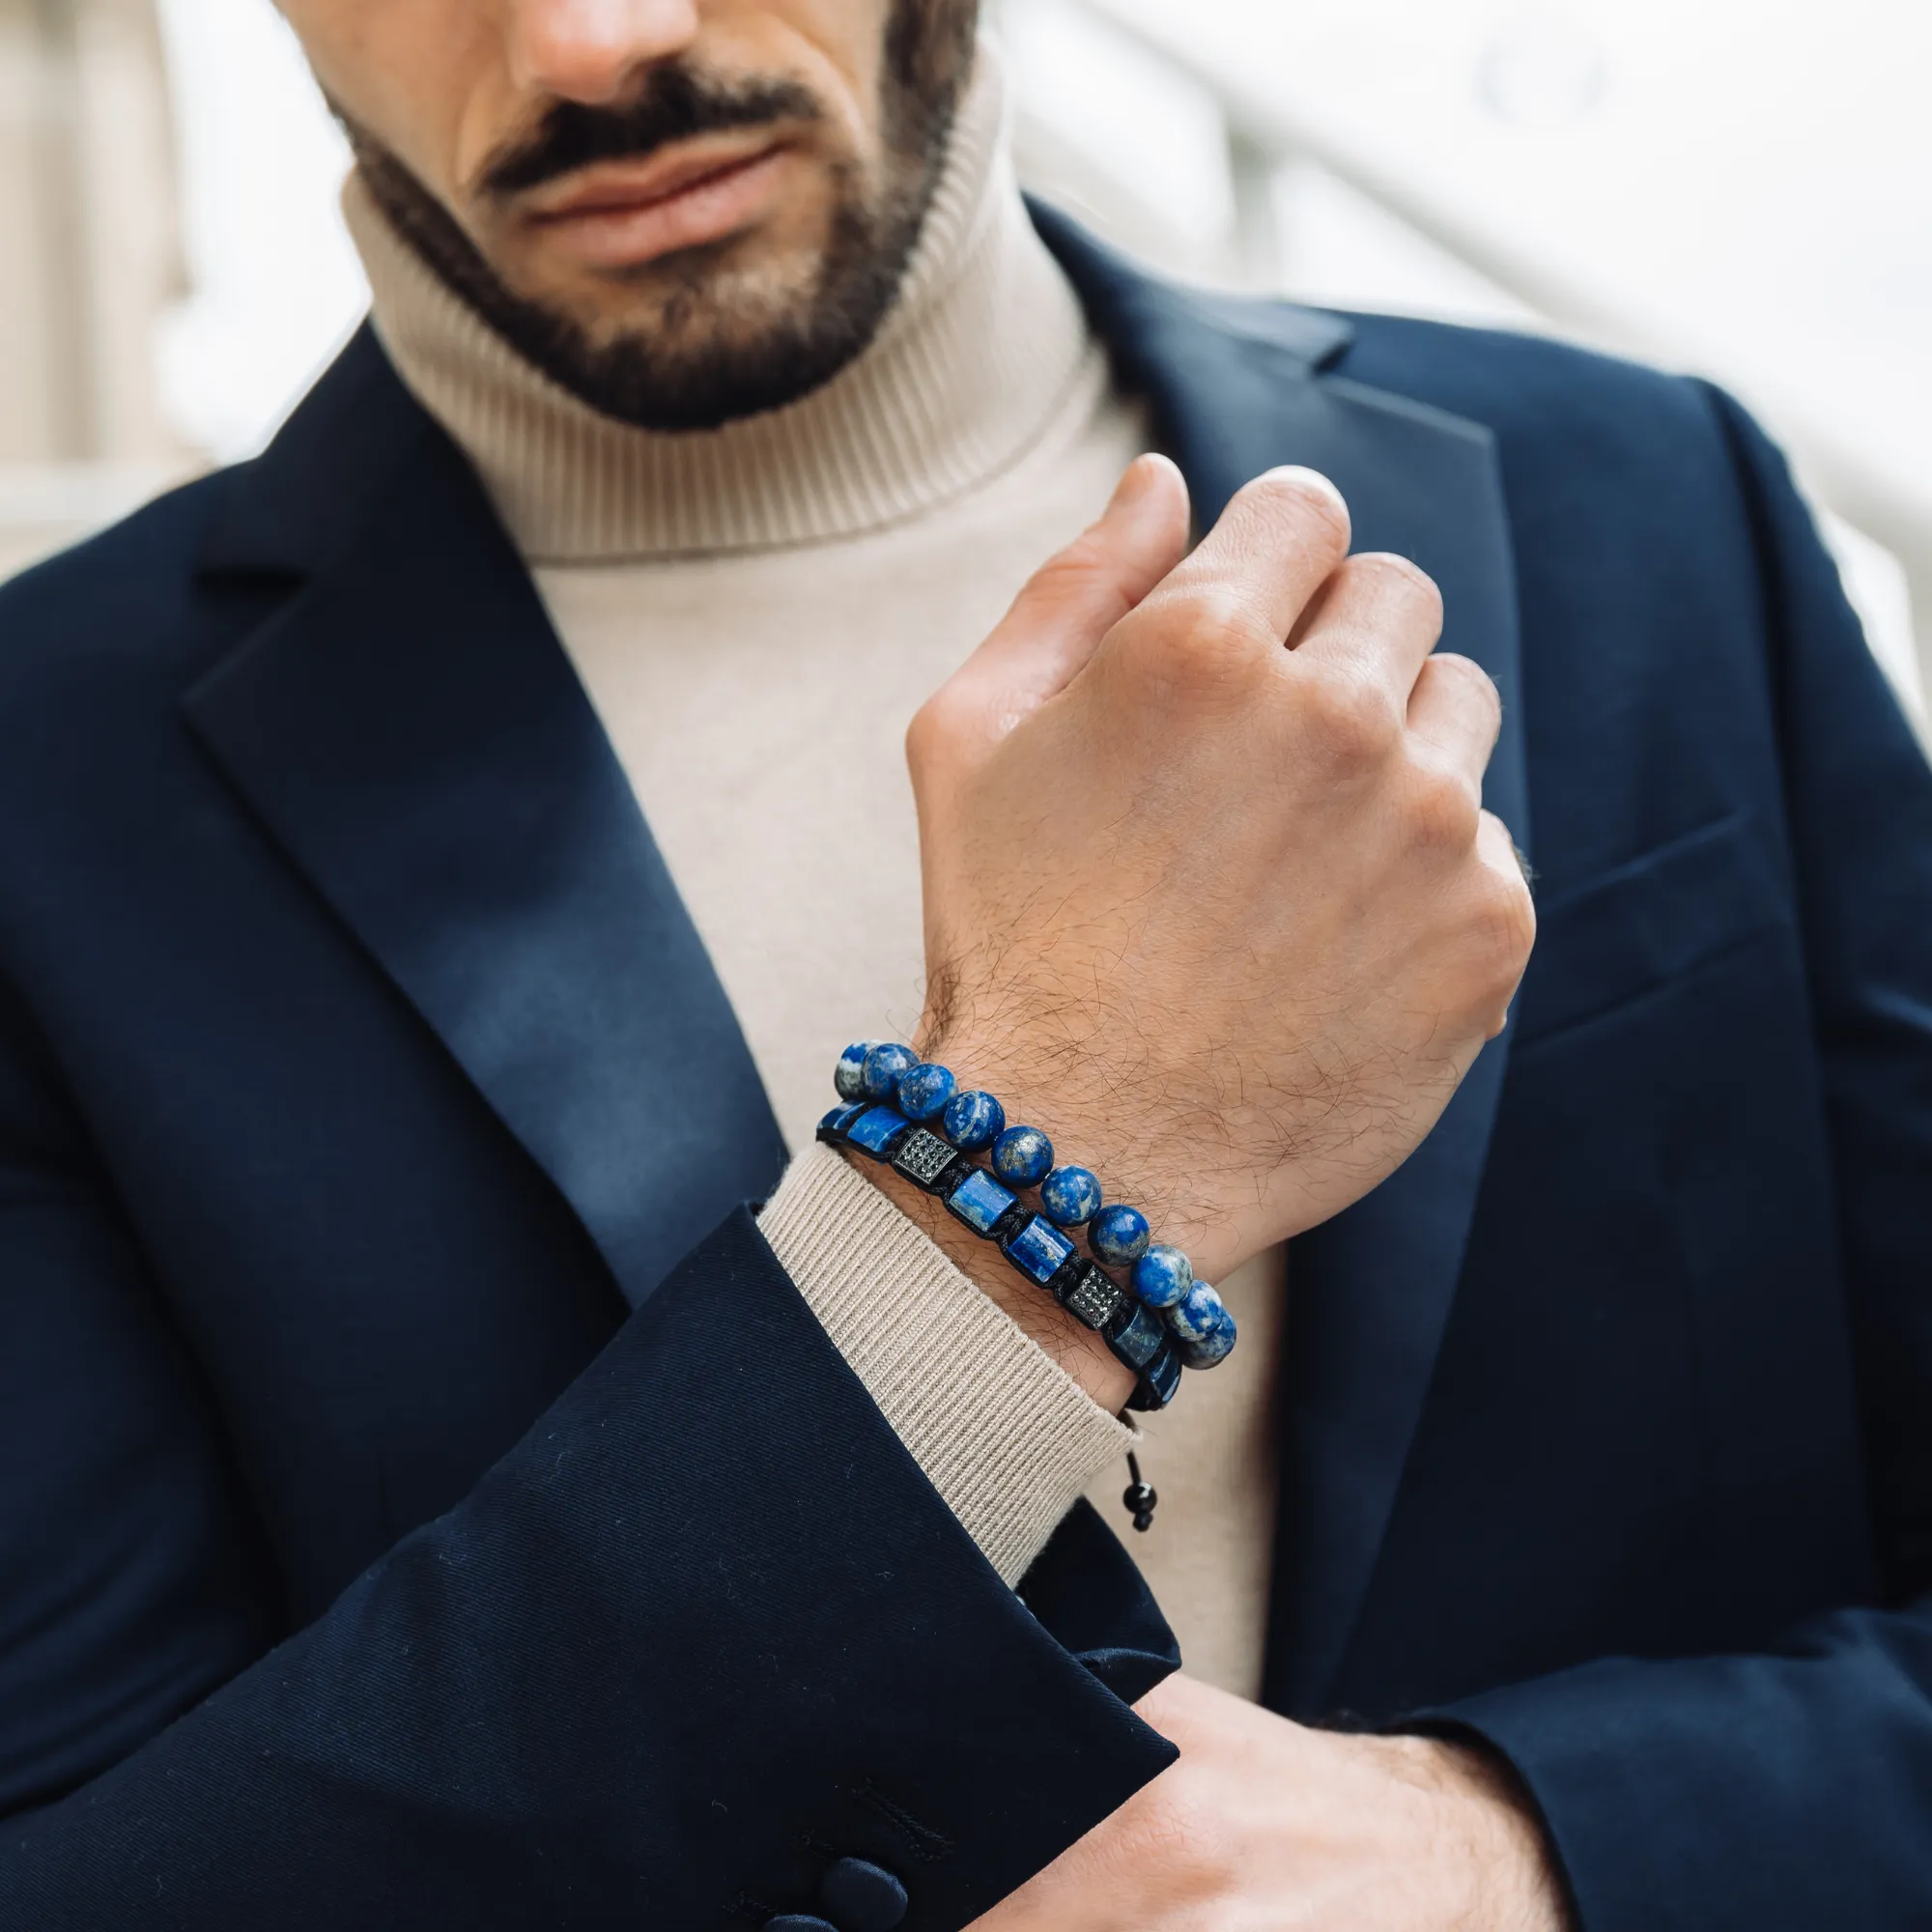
left=940, top=453, right=1191, bottom=746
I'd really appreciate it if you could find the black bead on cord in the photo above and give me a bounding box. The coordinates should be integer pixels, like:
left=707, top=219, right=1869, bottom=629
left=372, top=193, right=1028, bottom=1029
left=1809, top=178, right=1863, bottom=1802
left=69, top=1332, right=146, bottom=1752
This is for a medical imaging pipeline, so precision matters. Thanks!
left=1122, top=1453, right=1158, bottom=1534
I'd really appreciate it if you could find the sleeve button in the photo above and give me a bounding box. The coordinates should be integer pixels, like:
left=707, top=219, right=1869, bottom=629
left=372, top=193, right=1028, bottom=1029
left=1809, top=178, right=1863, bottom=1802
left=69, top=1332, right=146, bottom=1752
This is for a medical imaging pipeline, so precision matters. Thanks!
left=820, top=1856, right=909, bottom=1932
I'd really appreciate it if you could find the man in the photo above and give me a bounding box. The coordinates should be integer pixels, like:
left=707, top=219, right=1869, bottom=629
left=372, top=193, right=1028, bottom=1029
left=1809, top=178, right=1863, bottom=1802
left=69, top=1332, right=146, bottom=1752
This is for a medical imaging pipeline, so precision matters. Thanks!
left=0, top=0, right=1927, bottom=1926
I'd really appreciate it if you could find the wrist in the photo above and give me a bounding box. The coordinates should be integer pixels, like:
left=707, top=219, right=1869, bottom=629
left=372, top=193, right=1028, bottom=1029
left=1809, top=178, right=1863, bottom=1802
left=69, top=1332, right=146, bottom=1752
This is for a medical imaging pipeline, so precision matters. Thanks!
left=914, top=1012, right=1235, bottom=1279
left=1408, top=1736, right=1572, bottom=1932
left=824, top=1034, right=1225, bottom=1418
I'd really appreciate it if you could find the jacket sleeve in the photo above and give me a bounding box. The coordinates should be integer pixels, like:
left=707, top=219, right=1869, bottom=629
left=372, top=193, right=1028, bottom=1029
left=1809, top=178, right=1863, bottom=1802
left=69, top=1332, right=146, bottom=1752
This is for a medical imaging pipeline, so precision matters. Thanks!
left=0, top=1030, right=1177, bottom=1932
left=1426, top=387, right=1932, bottom=1929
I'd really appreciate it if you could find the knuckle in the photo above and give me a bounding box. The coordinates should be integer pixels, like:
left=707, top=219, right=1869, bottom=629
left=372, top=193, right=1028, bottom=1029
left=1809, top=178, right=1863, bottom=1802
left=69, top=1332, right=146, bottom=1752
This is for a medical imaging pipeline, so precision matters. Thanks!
left=905, top=688, right=965, bottom=773
left=1173, top=581, right=1258, bottom=643
left=1504, top=874, right=1539, bottom=959
left=1124, top=586, right=1266, bottom=697
left=1472, top=867, right=1537, bottom=986
left=1299, top=668, right=1401, bottom=769
left=903, top=696, right=940, bottom=765
left=1408, top=763, right=1481, bottom=848
left=903, top=704, right=935, bottom=774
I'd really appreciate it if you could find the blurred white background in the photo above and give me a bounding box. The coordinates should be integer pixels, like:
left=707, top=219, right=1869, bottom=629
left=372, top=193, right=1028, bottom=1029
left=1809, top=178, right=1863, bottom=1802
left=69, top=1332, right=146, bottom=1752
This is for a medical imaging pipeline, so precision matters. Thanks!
left=1, top=0, right=1926, bottom=717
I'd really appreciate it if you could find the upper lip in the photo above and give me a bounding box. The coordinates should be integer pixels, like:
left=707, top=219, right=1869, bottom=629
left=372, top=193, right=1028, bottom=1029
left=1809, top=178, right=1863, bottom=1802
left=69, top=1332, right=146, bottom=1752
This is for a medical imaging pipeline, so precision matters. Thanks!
left=521, top=132, right=789, bottom=223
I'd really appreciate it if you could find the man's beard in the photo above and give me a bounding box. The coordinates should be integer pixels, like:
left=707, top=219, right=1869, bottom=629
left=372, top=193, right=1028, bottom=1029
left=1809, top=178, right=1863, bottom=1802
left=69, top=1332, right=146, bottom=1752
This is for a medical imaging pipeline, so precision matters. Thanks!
left=351, top=1, right=980, bottom=434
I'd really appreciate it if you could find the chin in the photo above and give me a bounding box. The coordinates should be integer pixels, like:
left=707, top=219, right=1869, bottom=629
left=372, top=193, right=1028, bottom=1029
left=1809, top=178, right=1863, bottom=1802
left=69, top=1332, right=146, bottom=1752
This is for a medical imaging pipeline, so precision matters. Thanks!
left=549, top=219, right=839, bottom=351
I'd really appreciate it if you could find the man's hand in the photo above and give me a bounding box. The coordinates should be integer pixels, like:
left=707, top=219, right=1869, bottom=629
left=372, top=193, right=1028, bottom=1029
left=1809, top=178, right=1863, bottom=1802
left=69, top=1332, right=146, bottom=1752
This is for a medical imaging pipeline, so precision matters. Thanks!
left=904, top=454, right=1535, bottom=1293
left=969, top=1673, right=1571, bottom=1932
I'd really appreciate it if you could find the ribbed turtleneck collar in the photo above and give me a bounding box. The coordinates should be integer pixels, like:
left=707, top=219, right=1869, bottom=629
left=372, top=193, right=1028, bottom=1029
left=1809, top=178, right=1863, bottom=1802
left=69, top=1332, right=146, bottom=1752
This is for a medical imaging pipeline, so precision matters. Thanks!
left=345, top=51, right=1094, bottom=564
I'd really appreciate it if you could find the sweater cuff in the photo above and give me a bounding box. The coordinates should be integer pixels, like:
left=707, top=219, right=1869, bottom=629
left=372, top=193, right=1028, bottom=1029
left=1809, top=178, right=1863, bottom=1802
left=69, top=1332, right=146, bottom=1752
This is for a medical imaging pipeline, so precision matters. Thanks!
left=757, top=1141, right=1133, bottom=1585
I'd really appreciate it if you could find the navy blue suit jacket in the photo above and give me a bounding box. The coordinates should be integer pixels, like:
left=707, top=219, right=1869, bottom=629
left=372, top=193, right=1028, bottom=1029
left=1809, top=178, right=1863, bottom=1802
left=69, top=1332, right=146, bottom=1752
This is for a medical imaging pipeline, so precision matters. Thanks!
left=2, top=210, right=1929, bottom=1929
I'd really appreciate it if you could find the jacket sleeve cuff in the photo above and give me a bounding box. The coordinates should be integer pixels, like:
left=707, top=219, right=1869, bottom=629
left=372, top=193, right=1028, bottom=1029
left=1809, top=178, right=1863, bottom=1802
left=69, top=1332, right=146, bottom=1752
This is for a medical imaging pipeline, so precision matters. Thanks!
left=1415, top=1612, right=1932, bottom=1932
left=757, top=1141, right=1133, bottom=1585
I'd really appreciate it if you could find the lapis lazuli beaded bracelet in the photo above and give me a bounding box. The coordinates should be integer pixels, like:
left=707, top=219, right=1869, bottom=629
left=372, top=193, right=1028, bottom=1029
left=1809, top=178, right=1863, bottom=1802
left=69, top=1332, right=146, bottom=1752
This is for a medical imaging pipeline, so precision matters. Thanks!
left=818, top=1041, right=1237, bottom=1424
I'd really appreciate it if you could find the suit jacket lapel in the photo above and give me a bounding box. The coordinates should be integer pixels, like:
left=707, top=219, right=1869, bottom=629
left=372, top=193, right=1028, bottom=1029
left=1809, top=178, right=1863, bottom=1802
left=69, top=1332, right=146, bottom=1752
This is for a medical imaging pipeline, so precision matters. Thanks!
left=185, top=331, right=787, bottom=1311
left=1038, top=208, right=1529, bottom=1715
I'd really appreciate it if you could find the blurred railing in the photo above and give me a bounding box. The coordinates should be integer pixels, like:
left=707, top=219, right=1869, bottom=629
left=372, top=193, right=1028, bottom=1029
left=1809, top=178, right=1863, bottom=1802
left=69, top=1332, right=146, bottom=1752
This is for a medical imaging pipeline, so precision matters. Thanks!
left=1011, top=0, right=1929, bottom=726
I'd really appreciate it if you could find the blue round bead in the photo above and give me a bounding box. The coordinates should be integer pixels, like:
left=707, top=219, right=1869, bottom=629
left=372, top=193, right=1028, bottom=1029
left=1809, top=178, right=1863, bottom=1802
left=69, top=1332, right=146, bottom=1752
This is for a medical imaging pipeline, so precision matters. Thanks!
left=1039, top=1165, right=1102, bottom=1227
left=896, top=1061, right=956, bottom=1122
left=1178, top=1310, right=1237, bottom=1368
left=992, top=1125, right=1054, bottom=1188
left=835, top=1040, right=876, bottom=1102
left=860, top=1041, right=917, bottom=1102
left=1131, top=1243, right=1194, bottom=1309
left=941, top=1089, right=1006, bottom=1151
left=1090, top=1203, right=1151, bottom=1267
left=1168, top=1280, right=1229, bottom=1342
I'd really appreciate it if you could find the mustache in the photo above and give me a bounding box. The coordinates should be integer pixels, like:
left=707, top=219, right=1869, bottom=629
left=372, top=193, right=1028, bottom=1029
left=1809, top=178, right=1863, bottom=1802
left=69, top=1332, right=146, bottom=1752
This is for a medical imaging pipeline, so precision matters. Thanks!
left=480, top=63, right=826, bottom=200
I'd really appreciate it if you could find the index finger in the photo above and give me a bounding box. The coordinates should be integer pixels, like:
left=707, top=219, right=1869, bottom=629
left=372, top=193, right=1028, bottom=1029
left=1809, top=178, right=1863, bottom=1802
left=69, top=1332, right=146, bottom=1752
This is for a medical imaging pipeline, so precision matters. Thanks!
left=1141, top=465, right=1353, bottom=646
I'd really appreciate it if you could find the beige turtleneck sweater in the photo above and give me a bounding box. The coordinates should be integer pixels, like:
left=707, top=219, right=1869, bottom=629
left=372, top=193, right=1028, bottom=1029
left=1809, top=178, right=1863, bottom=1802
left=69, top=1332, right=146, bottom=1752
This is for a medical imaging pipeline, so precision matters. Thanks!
left=348, top=52, right=1287, bottom=1698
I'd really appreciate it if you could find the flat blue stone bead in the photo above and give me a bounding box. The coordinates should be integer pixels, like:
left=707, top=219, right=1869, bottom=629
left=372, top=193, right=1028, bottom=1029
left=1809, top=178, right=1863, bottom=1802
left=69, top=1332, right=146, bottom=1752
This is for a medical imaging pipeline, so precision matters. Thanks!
left=1131, top=1243, right=1193, bottom=1309
left=1105, top=1298, right=1166, bottom=1370
left=1039, top=1165, right=1102, bottom=1226
left=947, top=1166, right=1018, bottom=1236
left=991, top=1124, right=1054, bottom=1187
left=1090, top=1203, right=1151, bottom=1267
left=860, top=1041, right=917, bottom=1101
left=941, top=1089, right=1006, bottom=1151
left=896, top=1061, right=956, bottom=1122
left=816, top=1102, right=868, bottom=1140
left=835, top=1039, right=877, bottom=1102
left=1004, top=1213, right=1077, bottom=1287
left=1128, top=1341, right=1183, bottom=1410
left=1168, top=1280, right=1230, bottom=1342
left=845, top=1106, right=911, bottom=1157
left=1178, top=1313, right=1238, bottom=1368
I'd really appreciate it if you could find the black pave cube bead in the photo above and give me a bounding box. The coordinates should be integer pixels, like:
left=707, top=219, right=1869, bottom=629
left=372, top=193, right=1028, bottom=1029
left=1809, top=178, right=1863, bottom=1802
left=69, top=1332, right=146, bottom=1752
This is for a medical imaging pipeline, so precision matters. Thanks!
left=1104, top=1297, right=1166, bottom=1372
left=1125, top=1341, right=1182, bottom=1411
left=890, top=1126, right=965, bottom=1194
left=1056, top=1261, right=1127, bottom=1332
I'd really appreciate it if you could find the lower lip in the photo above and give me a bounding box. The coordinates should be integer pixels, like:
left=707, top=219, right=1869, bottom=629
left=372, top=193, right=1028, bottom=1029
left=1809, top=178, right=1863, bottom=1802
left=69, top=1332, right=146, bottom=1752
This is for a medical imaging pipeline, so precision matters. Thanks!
left=532, top=147, right=795, bottom=271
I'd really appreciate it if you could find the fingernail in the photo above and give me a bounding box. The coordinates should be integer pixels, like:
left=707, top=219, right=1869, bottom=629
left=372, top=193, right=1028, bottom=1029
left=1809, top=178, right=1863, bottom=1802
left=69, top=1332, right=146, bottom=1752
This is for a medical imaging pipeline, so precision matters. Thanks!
left=1261, top=464, right=1347, bottom=512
